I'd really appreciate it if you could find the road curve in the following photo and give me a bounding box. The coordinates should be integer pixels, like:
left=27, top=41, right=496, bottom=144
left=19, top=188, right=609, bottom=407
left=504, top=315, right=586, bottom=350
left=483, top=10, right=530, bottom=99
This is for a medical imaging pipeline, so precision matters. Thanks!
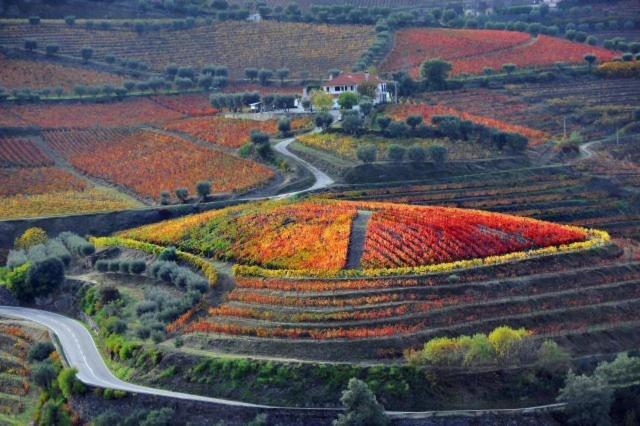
left=271, top=135, right=335, bottom=197
left=0, top=306, right=566, bottom=418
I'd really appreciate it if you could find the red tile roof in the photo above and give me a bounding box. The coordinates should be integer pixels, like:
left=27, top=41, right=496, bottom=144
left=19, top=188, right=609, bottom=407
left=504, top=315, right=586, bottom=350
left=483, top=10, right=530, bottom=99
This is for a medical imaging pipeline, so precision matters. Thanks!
left=324, top=73, right=383, bottom=86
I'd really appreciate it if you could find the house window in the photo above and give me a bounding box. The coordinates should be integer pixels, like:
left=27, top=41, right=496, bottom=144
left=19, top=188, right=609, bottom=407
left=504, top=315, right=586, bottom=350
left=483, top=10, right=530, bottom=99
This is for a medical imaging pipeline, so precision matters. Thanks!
left=350, top=85, right=354, bottom=91
left=335, top=86, right=341, bottom=92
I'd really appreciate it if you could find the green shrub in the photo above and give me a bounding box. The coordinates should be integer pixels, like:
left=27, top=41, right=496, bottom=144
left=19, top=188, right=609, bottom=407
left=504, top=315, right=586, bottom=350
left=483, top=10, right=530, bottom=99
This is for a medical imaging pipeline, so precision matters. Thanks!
left=24, top=257, right=65, bottom=300
left=57, top=367, right=85, bottom=399
left=406, top=145, right=426, bottom=162
left=28, top=341, right=56, bottom=362
left=387, top=144, right=406, bottom=161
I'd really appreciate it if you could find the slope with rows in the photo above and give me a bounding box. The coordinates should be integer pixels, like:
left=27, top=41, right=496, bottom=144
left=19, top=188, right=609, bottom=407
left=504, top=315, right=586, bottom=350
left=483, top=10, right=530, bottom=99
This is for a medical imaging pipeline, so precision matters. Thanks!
left=43, top=128, right=275, bottom=200
left=0, top=21, right=376, bottom=78
left=382, top=29, right=616, bottom=77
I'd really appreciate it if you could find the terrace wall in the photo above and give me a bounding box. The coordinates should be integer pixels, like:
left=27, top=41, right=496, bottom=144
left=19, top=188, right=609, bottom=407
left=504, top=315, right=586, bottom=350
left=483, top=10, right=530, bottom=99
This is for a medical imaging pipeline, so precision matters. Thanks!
left=343, top=158, right=528, bottom=184
left=0, top=199, right=244, bottom=249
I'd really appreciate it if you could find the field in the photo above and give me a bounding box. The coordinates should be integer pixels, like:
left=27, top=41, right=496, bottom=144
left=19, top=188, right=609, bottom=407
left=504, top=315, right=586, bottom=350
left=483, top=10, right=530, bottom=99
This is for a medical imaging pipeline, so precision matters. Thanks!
left=1, top=98, right=184, bottom=129
left=0, top=136, right=54, bottom=167
left=0, top=166, right=141, bottom=219
left=166, top=115, right=312, bottom=149
left=386, top=103, right=550, bottom=146
left=382, top=29, right=616, bottom=77
left=419, top=78, right=640, bottom=140
left=120, top=198, right=599, bottom=274
left=43, top=128, right=276, bottom=199
left=0, top=321, right=51, bottom=424
left=0, top=53, right=126, bottom=90
left=0, top=21, right=376, bottom=78
left=296, top=132, right=495, bottom=161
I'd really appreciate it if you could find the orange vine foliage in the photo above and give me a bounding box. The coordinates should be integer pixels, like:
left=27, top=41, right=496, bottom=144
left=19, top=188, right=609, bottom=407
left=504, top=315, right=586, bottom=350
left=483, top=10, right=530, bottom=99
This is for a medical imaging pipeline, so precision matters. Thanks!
left=44, top=128, right=275, bottom=199
left=388, top=103, right=549, bottom=145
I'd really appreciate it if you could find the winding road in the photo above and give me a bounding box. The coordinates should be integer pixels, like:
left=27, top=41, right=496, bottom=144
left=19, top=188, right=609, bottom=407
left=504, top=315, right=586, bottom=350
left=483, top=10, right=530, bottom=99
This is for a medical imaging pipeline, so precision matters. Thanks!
left=0, top=305, right=567, bottom=418
left=0, top=130, right=566, bottom=419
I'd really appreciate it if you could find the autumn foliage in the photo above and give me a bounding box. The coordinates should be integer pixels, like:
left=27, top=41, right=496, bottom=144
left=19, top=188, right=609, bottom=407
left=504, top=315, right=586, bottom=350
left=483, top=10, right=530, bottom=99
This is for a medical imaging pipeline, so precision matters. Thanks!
left=382, top=29, right=616, bottom=77
left=44, top=128, right=275, bottom=199
left=387, top=103, right=549, bottom=146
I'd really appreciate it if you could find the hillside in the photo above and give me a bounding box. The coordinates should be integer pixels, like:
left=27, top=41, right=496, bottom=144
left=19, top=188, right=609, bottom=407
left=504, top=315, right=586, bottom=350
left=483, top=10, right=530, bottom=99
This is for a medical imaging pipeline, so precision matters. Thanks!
left=0, top=20, right=376, bottom=78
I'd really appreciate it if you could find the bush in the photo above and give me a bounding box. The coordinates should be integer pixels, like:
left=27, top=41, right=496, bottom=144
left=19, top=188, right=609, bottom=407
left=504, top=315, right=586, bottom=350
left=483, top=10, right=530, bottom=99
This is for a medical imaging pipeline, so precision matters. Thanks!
left=57, top=367, right=85, bottom=399
left=428, top=145, right=447, bottom=165
left=119, top=261, right=131, bottom=274
left=58, top=232, right=95, bottom=256
left=108, top=261, right=121, bottom=272
left=32, top=361, right=58, bottom=389
left=103, top=316, right=127, bottom=335
left=15, top=227, right=48, bottom=250
left=334, top=378, right=389, bottom=426
left=387, top=144, right=406, bottom=161
left=28, top=341, right=55, bottom=362
left=95, top=260, right=109, bottom=272
left=24, top=257, right=65, bottom=300
left=385, top=121, right=408, bottom=138
left=196, top=180, right=212, bottom=200
left=130, top=260, right=146, bottom=274
left=557, top=371, right=613, bottom=425
left=356, top=145, right=377, bottom=163
left=158, top=246, right=177, bottom=262
left=406, top=145, right=426, bottom=162
left=536, top=340, right=571, bottom=372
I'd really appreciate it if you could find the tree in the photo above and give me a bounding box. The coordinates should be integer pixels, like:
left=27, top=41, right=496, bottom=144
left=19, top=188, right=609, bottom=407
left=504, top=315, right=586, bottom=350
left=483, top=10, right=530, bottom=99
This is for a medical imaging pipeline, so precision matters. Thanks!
left=328, top=68, right=341, bottom=78
left=557, top=371, right=613, bottom=426
left=24, top=257, right=65, bottom=300
left=24, top=39, right=38, bottom=52
left=406, top=115, right=423, bottom=131
left=342, top=112, right=363, bottom=135
left=45, top=44, right=60, bottom=55
left=357, top=80, right=378, bottom=99
left=315, top=112, right=334, bottom=130
left=338, top=92, right=358, bottom=110
left=310, top=89, right=334, bottom=111
left=536, top=340, right=570, bottom=373
left=488, top=326, right=529, bottom=359
left=584, top=54, right=597, bottom=70
left=251, top=131, right=270, bottom=145
left=196, top=181, right=212, bottom=200
left=358, top=99, right=373, bottom=117
left=244, top=67, right=258, bottom=82
left=420, top=58, right=452, bottom=90
left=278, top=117, right=291, bottom=136
left=276, top=68, right=290, bottom=85
left=39, top=400, right=72, bottom=426
left=333, top=378, right=389, bottom=426
left=407, top=145, right=426, bottom=162
left=32, top=361, right=58, bottom=388
left=80, top=46, right=94, bottom=63
left=57, top=367, right=85, bottom=399
left=386, top=121, right=408, bottom=138
left=257, top=68, right=273, bottom=86
left=28, top=341, right=55, bottom=362
left=387, top=144, right=406, bottom=161
left=15, top=227, right=48, bottom=249
left=356, top=145, right=377, bottom=163
left=429, top=145, right=447, bottom=165
left=175, top=188, right=189, bottom=203
left=376, top=115, right=391, bottom=130
left=502, top=63, right=517, bottom=74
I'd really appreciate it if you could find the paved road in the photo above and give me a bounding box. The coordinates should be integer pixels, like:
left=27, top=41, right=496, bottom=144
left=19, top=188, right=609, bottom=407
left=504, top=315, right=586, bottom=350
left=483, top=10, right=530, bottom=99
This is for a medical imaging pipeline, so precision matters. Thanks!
left=0, top=306, right=566, bottom=418
left=270, top=135, right=335, bottom=198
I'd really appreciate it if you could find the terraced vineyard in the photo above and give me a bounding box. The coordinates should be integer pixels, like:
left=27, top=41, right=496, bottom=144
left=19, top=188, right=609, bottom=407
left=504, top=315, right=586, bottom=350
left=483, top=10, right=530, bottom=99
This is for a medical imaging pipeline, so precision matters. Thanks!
left=0, top=21, right=376, bottom=78
left=381, top=29, right=616, bottom=77
left=43, top=128, right=276, bottom=199
left=107, top=196, right=640, bottom=363
left=0, top=322, right=50, bottom=424
left=326, top=166, right=640, bottom=240
left=421, top=78, right=640, bottom=139
left=0, top=52, right=126, bottom=90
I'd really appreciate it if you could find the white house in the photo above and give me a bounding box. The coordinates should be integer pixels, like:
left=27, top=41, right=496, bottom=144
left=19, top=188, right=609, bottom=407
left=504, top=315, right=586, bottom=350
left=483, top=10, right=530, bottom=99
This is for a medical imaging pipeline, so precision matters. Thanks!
left=321, top=72, right=391, bottom=104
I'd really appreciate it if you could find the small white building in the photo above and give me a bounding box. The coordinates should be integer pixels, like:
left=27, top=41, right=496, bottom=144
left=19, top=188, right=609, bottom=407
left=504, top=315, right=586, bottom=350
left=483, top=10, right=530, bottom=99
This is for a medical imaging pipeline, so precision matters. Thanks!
left=321, top=72, right=391, bottom=104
